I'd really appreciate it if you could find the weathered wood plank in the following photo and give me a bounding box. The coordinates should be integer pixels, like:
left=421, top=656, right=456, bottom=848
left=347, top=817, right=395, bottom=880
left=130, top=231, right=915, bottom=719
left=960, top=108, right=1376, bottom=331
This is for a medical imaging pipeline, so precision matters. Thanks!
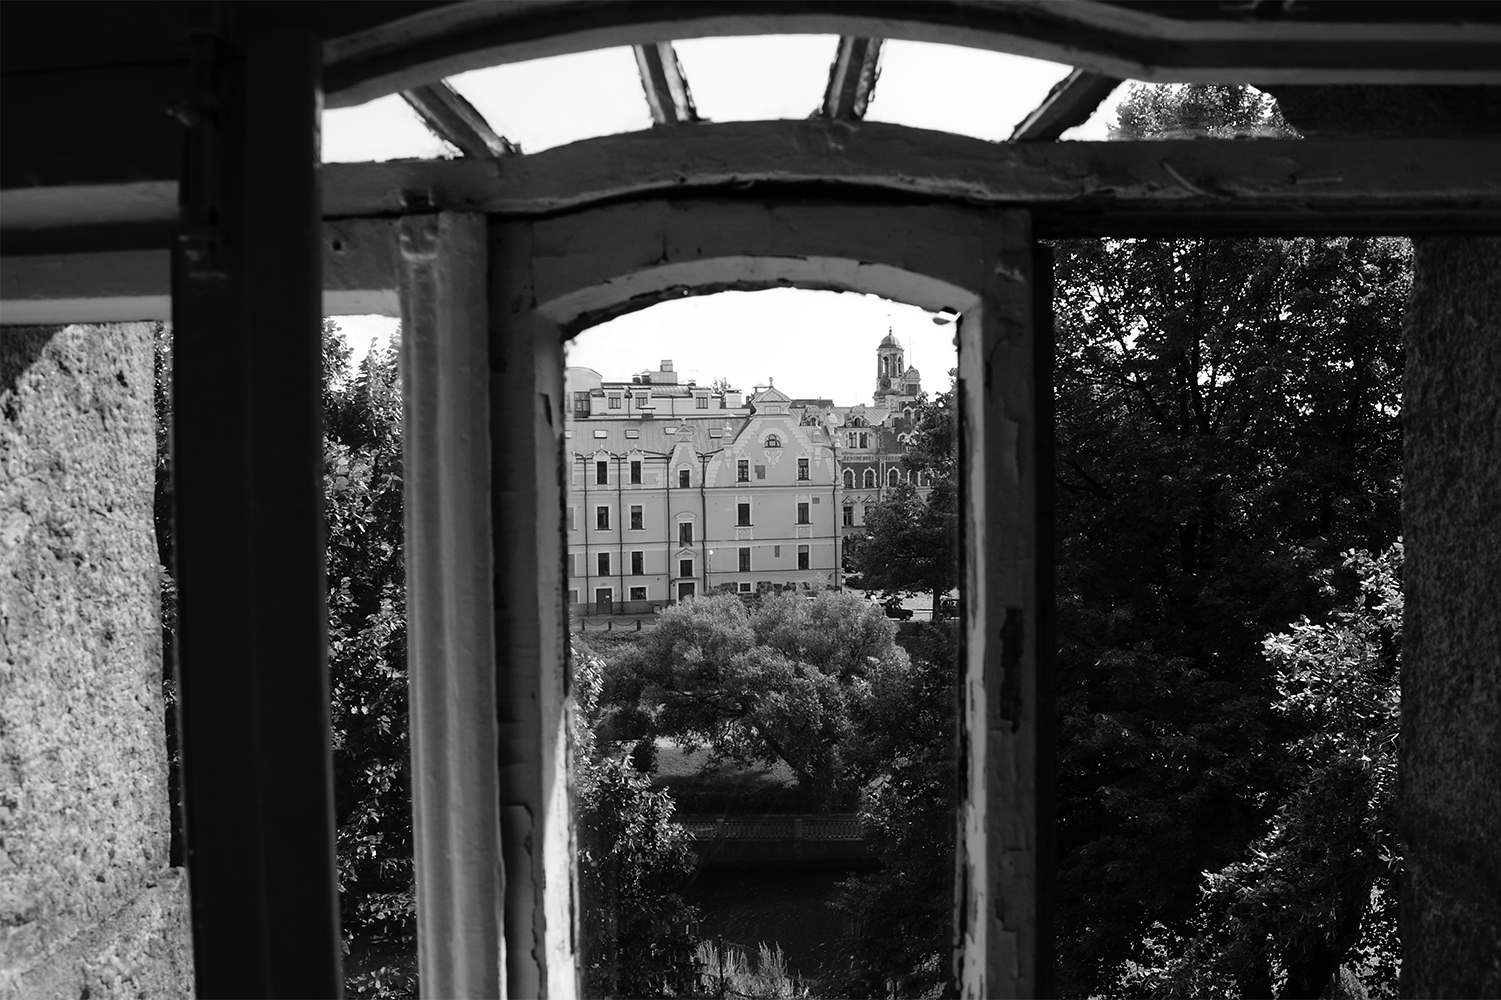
left=820, top=36, right=884, bottom=121
left=322, top=0, right=1501, bottom=108
left=321, top=124, right=1501, bottom=233
left=401, top=80, right=518, bottom=158
left=400, top=212, right=505, bottom=999
left=633, top=41, right=699, bottom=125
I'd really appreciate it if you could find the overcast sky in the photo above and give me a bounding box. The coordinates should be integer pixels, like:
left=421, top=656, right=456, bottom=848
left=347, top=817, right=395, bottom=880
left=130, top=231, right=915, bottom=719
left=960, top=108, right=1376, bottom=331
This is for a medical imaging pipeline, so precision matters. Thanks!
left=324, top=36, right=1129, bottom=405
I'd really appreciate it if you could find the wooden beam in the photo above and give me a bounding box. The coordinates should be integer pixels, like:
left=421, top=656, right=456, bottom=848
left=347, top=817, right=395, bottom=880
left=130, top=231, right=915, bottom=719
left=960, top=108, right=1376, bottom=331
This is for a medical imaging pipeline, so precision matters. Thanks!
left=169, top=29, right=341, bottom=996
left=633, top=41, right=699, bottom=125
left=1010, top=69, right=1121, bottom=141
left=401, top=80, right=518, bottom=157
left=6, top=126, right=1501, bottom=269
left=318, top=125, right=1501, bottom=235
left=322, top=0, right=1501, bottom=108
left=399, top=212, right=505, bottom=998
left=820, top=36, right=883, bottom=121
left=1, top=220, right=401, bottom=325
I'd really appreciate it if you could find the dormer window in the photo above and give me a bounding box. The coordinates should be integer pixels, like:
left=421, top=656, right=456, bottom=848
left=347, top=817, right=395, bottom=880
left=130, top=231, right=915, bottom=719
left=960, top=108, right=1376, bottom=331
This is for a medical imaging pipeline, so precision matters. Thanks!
left=765, top=434, right=781, bottom=448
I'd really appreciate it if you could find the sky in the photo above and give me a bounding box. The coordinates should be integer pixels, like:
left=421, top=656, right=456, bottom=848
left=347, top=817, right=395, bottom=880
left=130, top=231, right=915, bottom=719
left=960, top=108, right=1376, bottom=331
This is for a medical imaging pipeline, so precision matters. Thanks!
left=322, top=36, right=1132, bottom=400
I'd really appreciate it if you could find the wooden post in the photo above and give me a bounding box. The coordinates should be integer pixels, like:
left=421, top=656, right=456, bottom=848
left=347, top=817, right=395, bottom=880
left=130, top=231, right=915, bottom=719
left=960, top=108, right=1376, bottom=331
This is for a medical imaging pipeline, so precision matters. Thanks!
left=399, top=212, right=504, bottom=998
left=170, top=29, right=340, bottom=996
left=490, top=221, right=578, bottom=999
left=955, top=211, right=1048, bottom=999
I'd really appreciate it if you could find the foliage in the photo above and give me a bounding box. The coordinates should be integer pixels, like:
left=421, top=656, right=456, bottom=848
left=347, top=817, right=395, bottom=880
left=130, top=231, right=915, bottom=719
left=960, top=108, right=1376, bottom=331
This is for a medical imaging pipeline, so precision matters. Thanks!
left=1111, top=83, right=1295, bottom=140
left=1051, top=83, right=1408, bottom=997
left=832, top=624, right=958, bottom=1000
left=1121, top=545, right=1402, bottom=998
left=850, top=381, right=958, bottom=608
left=695, top=940, right=808, bottom=999
left=600, top=592, right=909, bottom=812
left=318, top=324, right=417, bottom=999
left=575, top=639, right=703, bottom=999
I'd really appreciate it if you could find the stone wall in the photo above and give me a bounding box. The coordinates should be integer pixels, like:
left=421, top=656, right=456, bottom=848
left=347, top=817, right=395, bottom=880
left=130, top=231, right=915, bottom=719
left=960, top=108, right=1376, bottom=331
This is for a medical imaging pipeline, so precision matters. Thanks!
left=0, top=323, right=190, bottom=997
left=1400, top=240, right=1501, bottom=998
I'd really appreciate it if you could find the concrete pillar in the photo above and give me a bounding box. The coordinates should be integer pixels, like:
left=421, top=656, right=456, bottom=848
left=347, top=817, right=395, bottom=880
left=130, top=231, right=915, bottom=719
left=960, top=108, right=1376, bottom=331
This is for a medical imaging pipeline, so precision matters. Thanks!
left=1400, top=238, right=1501, bottom=998
left=0, top=322, right=190, bottom=997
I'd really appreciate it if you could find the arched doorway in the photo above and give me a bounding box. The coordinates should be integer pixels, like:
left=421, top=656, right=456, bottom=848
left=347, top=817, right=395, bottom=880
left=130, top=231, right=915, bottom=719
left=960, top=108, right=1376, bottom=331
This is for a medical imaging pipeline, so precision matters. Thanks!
left=401, top=198, right=1045, bottom=996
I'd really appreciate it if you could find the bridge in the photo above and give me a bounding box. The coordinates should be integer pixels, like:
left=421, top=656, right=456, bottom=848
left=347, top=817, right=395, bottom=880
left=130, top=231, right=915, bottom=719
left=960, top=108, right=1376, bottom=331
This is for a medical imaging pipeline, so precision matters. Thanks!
left=677, top=814, right=877, bottom=866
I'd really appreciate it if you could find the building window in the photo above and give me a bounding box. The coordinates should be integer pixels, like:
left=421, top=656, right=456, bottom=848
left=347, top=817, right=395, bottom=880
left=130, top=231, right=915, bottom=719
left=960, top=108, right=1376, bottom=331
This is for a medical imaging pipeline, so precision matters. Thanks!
left=737, top=460, right=750, bottom=482
left=859, top=433, right=869, bottom=448
left=798, top=458, right=809, bottom=480
left=738, top=547, right=751, bottom=572
left=774, top=545, right=781, bottom=557
left=630, top=460, right=642, bottom=484
left=596, top=506, right=610, bottom=530
left=679, top=522, right=694, bottom=546
left=843, top=468, right=855, bottom=489
left=634, top=392, right=647, bottom=408
left=797, top=502, right=810, bottom=524
left=629, top=586, right=648, bottom=601
left=918, top=471, right=927, bottom=487
left=888, top=469, right=900, bottom=487
left=567, top=507, right=576, bottom=531
left=738, top=581, right=753, bottom=594
left=572, top=553, right=582, bottom=577
left=737, top=503, right=751, bottom=526
left=573, top=391, right=591, bottom=414
left=630, top=505, right=643, bottom=530
left=755, top=464, right=766, bottom=480
left=598, top=552, right=610, bottom=576
left=679, top=558, right=693, bottom=579
left=596, top=460, right=608, bottom=485
left=843, top=504, right=855, bottom=527
left=695, top=395, right=708, bottom=409
left=864, top=469, right=876, bottom=489
left=679, top=468, right=691, bottom=489
left=631, top=551, right=644, bottom=575
left=569, top=589, right=579, bottom=604
left=846, top=432, right=856, bottom=447
left=798, top=544, right=810, bottom=570
left=765, top=434, right=781, bottom=448
left=608, top=395, right=621, bottom=409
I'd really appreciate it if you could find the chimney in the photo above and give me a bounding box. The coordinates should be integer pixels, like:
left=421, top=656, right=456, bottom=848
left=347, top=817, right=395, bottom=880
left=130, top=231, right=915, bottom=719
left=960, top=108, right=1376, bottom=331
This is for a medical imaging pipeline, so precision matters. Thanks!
left=649, top=359, right=679, bottom=385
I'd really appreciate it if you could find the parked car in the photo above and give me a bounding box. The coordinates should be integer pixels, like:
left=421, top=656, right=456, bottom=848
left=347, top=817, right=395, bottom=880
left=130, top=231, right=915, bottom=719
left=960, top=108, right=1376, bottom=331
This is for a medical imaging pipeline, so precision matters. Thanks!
left=935, top=597, right=960, bottom=620
left=882, top=598, right=913, bottom=621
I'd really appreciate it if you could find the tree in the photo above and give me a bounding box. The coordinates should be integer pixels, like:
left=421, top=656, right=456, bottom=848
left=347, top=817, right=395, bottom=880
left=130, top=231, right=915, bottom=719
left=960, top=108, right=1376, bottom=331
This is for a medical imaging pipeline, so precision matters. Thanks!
left=1050, top=83, right=1408, bottom=996
left=318, top=327, right=417, bottom=998
left=1125, top=545, right=1402, bottom=999
left=850, top=379, right=959, bottom=609
left=832, top=623, right=959, bottom=999
left=574, top=640, right=702, bottom=999
left=602, top=591, right=910, bottom=812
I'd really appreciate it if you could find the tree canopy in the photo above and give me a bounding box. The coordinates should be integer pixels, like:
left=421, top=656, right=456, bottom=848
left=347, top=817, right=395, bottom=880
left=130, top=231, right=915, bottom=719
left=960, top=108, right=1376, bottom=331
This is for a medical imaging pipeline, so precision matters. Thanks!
left=602, top=591, right=910, bottom=812
left=1050, top=83, right=1408, bottom=997
left=849, top=380, right=959, bottom=607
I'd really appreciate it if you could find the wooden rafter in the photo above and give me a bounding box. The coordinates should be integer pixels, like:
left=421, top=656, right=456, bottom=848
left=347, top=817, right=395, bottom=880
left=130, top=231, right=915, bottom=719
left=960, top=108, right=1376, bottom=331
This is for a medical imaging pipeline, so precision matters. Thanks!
left=633, top=41, right=699, bottom=125
left=323, top=1, right=1501, bottom=108
left=820, top=36, right=883, bottom=121
left=401, top=80, right=518, bottom=158
left=1010, top=69, right=1122, bottom=141
left=7, top=127, right=1501, bottom=259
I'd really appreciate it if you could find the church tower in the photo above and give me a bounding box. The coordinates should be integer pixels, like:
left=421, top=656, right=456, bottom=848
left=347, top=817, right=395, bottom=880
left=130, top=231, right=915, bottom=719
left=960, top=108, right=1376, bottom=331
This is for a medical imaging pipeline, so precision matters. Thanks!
left=874, top=330, right=904, bottom=406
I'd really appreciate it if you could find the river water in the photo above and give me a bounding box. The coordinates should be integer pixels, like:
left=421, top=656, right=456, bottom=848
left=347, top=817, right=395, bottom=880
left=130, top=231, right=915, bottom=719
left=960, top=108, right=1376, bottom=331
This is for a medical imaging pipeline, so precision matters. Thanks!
left=681, top=865, right=866, bottom=985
